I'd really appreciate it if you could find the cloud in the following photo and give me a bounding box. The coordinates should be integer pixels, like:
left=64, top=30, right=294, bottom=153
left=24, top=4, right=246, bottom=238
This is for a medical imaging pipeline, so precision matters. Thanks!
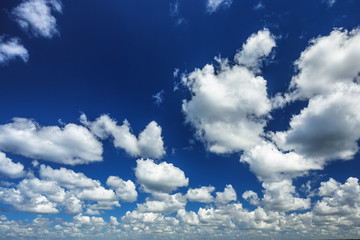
left=182, top=29, right=275, bottom=154
left=240, top=141, right=321, bottom=181
left=312, top=177, right=360, bottom=226
left=186, top=186, right=215, bottom=203
left=261, top=179, right=311, bottom=212
left=152, top=90, right=165, bottom=106
left=0, top=152, right=26, bottom=178
left=12, top=0, right=62, bottom=38
left=0, top=36, right=28, bottom=64
left=137, top=193, right=186, bottom=214
left=322, top=0, right=336, bottom=7
left=81, top=114, right=165, bottom=159
left=206, top=0, right=232, bottom=14
left=273, top=83, right=360, bottom=162
left=0, top=118, right=103, bottom=165
left=169, top=1, right=184, bottom=25
left=39, top=164, right=99, bottom=189
left=282, top=28, right=360, bottom=102
left=0, top=178, right=64, bottom=214
left=234, top=28, right=275, bottom=71
left=215, top=185, right=237, bottom=205
left=135, top=159, right=189, bottom=193
left=106, top=176, right=137, bottom=202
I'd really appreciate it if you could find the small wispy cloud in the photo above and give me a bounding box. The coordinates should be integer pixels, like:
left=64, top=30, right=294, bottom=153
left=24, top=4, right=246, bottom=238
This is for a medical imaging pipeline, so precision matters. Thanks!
left=0, top=36, right=28, bottom=64
left=206, top=0, right=232, bottom=14
left=153, top=90, right=165, bottom=106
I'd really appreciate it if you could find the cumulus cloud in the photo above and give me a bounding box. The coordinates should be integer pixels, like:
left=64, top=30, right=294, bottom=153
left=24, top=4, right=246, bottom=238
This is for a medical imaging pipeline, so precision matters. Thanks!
left=281, top=28, right=360, bottom=102
left=273, top=83, right=360, bottom=162
left=135, top=159, right=188, bottom=193
left=137, top=193, right=186, bottom=214
left=186, top=186, right=215, bottom=203
left=0, top=118, right=103, bottom=165
left=152, top=90, right=165, bottom=106
left=215, top=185, right=237, bottom=205
left=240, top=141, right=321, bottom=181
left=12, top=0, right=62, bottom=38
left=0, top=152, right=26, bottom=178
left=312, top=177, right=360, bottom=226
left=261, top=179, right=311, bottom=212
left=0, top=37, right=28, bottom=64
left=206, top=0, right=232, bottom=14
left=106, top=176, right=137, bottom=202
left=234, top=29, right=276, bottom=71
left=182, top=29, right=274, bottom=154
left=39, top=164, right=99, bottom=189
left=81, top=114, right=165, bottom=159
left=0, top=178, right=64, bottom=214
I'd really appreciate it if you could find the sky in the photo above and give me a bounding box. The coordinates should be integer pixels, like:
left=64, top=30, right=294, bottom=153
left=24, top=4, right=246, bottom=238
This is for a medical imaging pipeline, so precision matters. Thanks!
left=0, top=0, right=360, bottom=239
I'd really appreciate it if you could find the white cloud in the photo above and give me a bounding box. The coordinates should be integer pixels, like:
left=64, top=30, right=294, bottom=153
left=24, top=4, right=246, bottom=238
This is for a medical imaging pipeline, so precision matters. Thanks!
left=0, top=178, right=63, bottom=214
left=206, top=0, right=232, bottom=14
left=313, top=177, right=360, bottom=222
left=182, top=29, right=274, bottom=154
left=135, top=159, right=188, bottom=193
left=186, top=186, right=215, bottom=203
left=273, top=83, right=360, bottom=162
left=285, top=28, right=360, bottom=102
left=106, top=176, right=137, bottom=202
left=261, top=179, right=310, bottom=212
left=215, top=185, right=237, bottom=205
left=242, top=190, right=260, bottom=206
left=0, top=118, right=103, bottom=165
left=81, top=114, right=165, bottom=159
left=234, top=28, right=276, bottom=71
left=240, top=141, right=321, bottom=181
left=137, top=193, right=186, bottom=214
left=76, top=186, right=117, bottom=202
left=0, top=152, right=25, bottom=178
left=176, top=209, right=200, bottom=225
left=39, top=164, right=99, bottom=189
left=0, top=37, right=28, bottom=64
left=12, top=0, right=62, bottom=38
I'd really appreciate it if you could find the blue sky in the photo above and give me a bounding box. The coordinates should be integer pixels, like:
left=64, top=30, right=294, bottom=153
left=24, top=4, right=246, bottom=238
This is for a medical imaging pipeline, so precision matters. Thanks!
left=0, top=0, right=360, bottom=239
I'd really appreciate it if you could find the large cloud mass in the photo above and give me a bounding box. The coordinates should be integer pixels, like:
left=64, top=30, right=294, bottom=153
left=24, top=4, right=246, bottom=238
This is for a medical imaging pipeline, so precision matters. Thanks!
left=182, top=29, right=274, bottom=154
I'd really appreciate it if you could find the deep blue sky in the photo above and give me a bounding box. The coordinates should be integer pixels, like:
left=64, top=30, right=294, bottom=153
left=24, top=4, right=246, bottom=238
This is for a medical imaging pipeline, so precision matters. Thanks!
left=0, top=0, right=360, bottom=239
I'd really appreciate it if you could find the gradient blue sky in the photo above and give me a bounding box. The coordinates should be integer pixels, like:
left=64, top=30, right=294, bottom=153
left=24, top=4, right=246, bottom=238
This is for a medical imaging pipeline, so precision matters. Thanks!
left=0, top=0, right=360, bottom=239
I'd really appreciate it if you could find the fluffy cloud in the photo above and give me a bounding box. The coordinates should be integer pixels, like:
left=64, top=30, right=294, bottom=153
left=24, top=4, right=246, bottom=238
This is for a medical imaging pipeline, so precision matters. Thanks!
left=39, top=164, right=99, bottom=189
left=206, top=0, right=232, bottom=13
left=186, top=186, right=215, bottom=203
left=240, top=141, right=321, bottom=181
left=261, top=179, right=310, bottom=212
left=0, top=36, right=28, bottom=64
left=215, top=185, right=237, bottom=205
left=182, top=29, right=274, bottom=154
left=106, top=176, right=137, bottom=202
left=0, top=152, right=25, bottom=178
left=0, top=118, right=103, bottom=165
left=81, top=114, right=165, bottom=159
left=135, top=159, right=188, bottom=193
left=284, top=28, right=360, bottom=102
left=273, top=83, right=360, bottom=162
left=12, top=0, right=62, bottom=38
left=137, top=193, right=186, bottom=214
left=234, top=28, right=276, bottom=71
left=0, top=178, right=63, bottom=214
